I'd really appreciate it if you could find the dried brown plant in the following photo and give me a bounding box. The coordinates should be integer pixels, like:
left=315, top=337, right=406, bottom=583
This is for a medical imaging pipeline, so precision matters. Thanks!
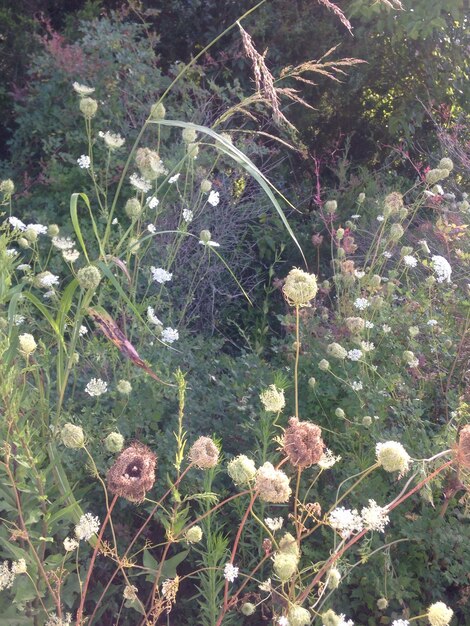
left=106, top=442, right=157, bottom=503
left=283, top=417, right=325, bottom=469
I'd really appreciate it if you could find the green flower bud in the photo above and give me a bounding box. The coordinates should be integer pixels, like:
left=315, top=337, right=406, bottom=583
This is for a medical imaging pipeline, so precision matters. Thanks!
left=61, top=423, right=85, bottom=448
left=389, top=223, right=404, bottom=241
left=117, top=379, right=132, bottom=395
left=324, top=200, right=337, bottom=214
left=48, top=224, right=60, bottom=237
left=336, top=228, right=345, bottom=240
left=283, top=268, right=318, bottom=307
left=185, top=525, right=203, bottom=544
left=288, top=605, right=311, bottom=626
left=327, top=567, right=341, bottom=589
left=79, top=97, right=98, bottom=119
left=308, top=377, right=316, bottom=388
left=241, top=603, right=256, bottom=616
left=76, top=265, right=102, bottom=291
left=187, top=142, right=199, bottom=158
left=357, top=192, right=365, bottom=204
left=125, top=198, right=142, bottom=220
left=227, top=455, right=256, bottom=487
left=337, top=247, right=346, bottom=259
left=335, top=408, right=345, bottom=419
left=0, top=179, right=15, bottom=195
left=24, top=228, right=38, bottom=243
left=438, top=157, right=453, bottom=172
left=318, top=359, right=330, bottom=371
left=273, top=552, right=298, bottom=582
left=400, top=246, right=413, bottom=257
left=327, top=343, right=347, bottom=360
left=18, top=237, right=29, bottom=249
left=150, top=102, right=166, bottom=120
left=182, top=127, right=197, bottom=143
left=362, top=415, right=372, bottom=427
left=199, top=230, right=212, bottom=243
left=105, top=432, right=124, bottom=453
left=200, top=179, right=212, bottom=193
left=426, top=168, right=449, bottom=185
left=279, top=533, right=300, bottom=558
left=18, top=333, right=37, bottom=356
left=377, top=598, right=388, bottom=610
left=128, top=237, right=140, bottom=254
left=322, top=609, right=341, bottom=626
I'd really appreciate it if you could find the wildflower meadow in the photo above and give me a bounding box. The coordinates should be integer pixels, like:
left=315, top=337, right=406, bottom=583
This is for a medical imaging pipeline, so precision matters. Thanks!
left=0, top=1, right=468, bottom=625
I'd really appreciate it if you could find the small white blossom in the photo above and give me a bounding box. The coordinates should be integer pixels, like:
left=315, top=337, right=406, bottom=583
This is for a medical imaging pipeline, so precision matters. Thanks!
left=147, top=224, right=156, bottom=234
left=383, top=251, right=392, bottom=259
left=52, top=237, right=75, bottom=250
left=75, top=513, right=100, bottom=541
left=130, top=173, right=152, bottom=193
left=162, top=327, right=179, bottom=344
left=63, top=537, right=79, bottom=552
left=123, top=584, right=138, bottom=601
left=391, top=620, right=410, bottom=626
left=79, top=325, right=88, bottom=337
left=351, top=214, right=360, bottom=219
left=45, top=612, right=72, bottom=626
left=354, top=297, right=370, bottom=311
left=208, top=190, right=220, bottom=206
left=168, top=173, right=180, bottom=184
left=147, top=196, right=159, bottom=209
left=264, top=517, right=284, bottom=532
left=431, top=255, right=452, bottom=283
left=361, top=341, right=375, bottom=352
left=339, top=617, right=354, bottom=626
left=147, top=306, right=162, bottom=326
left=259, top=578, right=272, bottom=592
left=376, top=215, right=385, bottom=222
left=223, top=562, right=239, bottom=582
left=354, top=270, right=365, bottom=278
left=278, top=618, right=289, bottom=626
left=403, top=255, right=417, bottom=268
left=26, top=223, right=47, bottom=235
left=150, top=267, right=172, bottom=284
left=77, top=155, right=91, bottom=169
left=382, top=324, right=391, bottom=333
left=99, top=130, right=125, bottom=150
left=11, top=559, right=27, bottom=575
left=72, top=82, right=95, bottom=96
left=17, top=264, right=30, bottom=271
left=85, top=378, right=107, bottom=396
left=8, top=216, right=26, bottom=231
left=427, top=319, right=438, bottom=326
left=329, top=507, right=364, bottom=539
left=112, top=218, right=119, bottom=225
left=63, top=249, right=80, bottom=262
left=348, top=349, right=362, bottom=361
left=13, top=315, right=25, bottom=326
left=365, top=321, right=374, bottom=329
left=36, top=272, right=60, bottom=288
left=361, top=499, right=389, bottom=532
left=318, top=448, right=341, bottom=469
left=351, top=380, right=363, bottom=391
left=182, top=208, right=194, bottom=223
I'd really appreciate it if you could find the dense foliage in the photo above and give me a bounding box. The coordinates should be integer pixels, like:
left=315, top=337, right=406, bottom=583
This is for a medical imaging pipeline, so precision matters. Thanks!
left=0, top=1, right=469, bottom=625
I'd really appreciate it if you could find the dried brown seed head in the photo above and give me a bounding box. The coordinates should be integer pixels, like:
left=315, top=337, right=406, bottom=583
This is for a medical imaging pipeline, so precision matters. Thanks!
left=284, top=417, right=324, bottom=469
left=106, top=442, right=157, bottom=503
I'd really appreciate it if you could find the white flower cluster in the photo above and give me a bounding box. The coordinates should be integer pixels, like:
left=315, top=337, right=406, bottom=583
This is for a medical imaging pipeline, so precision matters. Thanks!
left=0, top=559, right=27, bottom=591
left=354, top=297, right=370, bottom=310
left=360, top=500, right=389, bottom=532
left=150, top=267, right=172, bottom=284
left=264, top=517, right=284, bottom=532
left=431, top=255, right=452, bottom=283
left=318, top=448, right=341, bottom=469
left=328, top=507, right=363, bottom=539
left=347, top=349, right=362, bottom=361
left=223, top=562, right=239, bottom=582
left=74, top=513, right=100, bottom=541
left=85, top=377, right=108, bottom=397
left=161, top=327, right=179, bottom=344
left=130, top=173, right=152, bottom=193
left=403, top=255, right=417, bottom=268
left=98, top=130, right=125, bottom=150
left=208, top=190, right=220, bottom=206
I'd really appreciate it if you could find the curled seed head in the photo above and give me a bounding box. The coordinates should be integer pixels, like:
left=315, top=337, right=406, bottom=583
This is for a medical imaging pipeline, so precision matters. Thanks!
left=283, top=417, right=324, bottom=469
left=106, top=442, right=157, bottom=503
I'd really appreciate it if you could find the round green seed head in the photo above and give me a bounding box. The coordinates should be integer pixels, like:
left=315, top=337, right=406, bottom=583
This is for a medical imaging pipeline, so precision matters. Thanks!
left=77, top=265, right=102, bottom=291
left=61, top=423, right=85, bottom=449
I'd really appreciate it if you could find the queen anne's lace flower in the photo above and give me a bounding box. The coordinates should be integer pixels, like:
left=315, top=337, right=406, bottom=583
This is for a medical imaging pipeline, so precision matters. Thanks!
left=328, top=507, right=364, bottom=539
left=161, top=327, right=179, bottom=343
left=208, top=190, right=220, bottom=206
left=348, top=349, right=362, bottom=361
left=73, top=82, right=95, bottom=96
left=99, top=130, right=125, bottom=150
left=150, top=267, right=172, bottom=284
left=354, top=297, right=370, bottom=310
left=75, top=513, right=100, bottom=541
left=77, top=155, right=91, bottom=169
left=427, top=602, right=453, bottom=626
left=431, top=255, right=452, bottom=283
left=223, top=563, right=239, bottom=582
left=318, top=449, right=341, bottom=469
left=260, top=385, right=285, bottom=412
left=129, top=173, right=152, bottom=193
left=361, top=500, right=389, bottom=532
left=147, top=306, right=162, bottom=326
left=376, top=441, right=411, bottom=475
left=403, top=255, right=417, bottom=268
left=265, top=517, right=284, bottom=532
left=85, top=378, right=108, bottom=397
